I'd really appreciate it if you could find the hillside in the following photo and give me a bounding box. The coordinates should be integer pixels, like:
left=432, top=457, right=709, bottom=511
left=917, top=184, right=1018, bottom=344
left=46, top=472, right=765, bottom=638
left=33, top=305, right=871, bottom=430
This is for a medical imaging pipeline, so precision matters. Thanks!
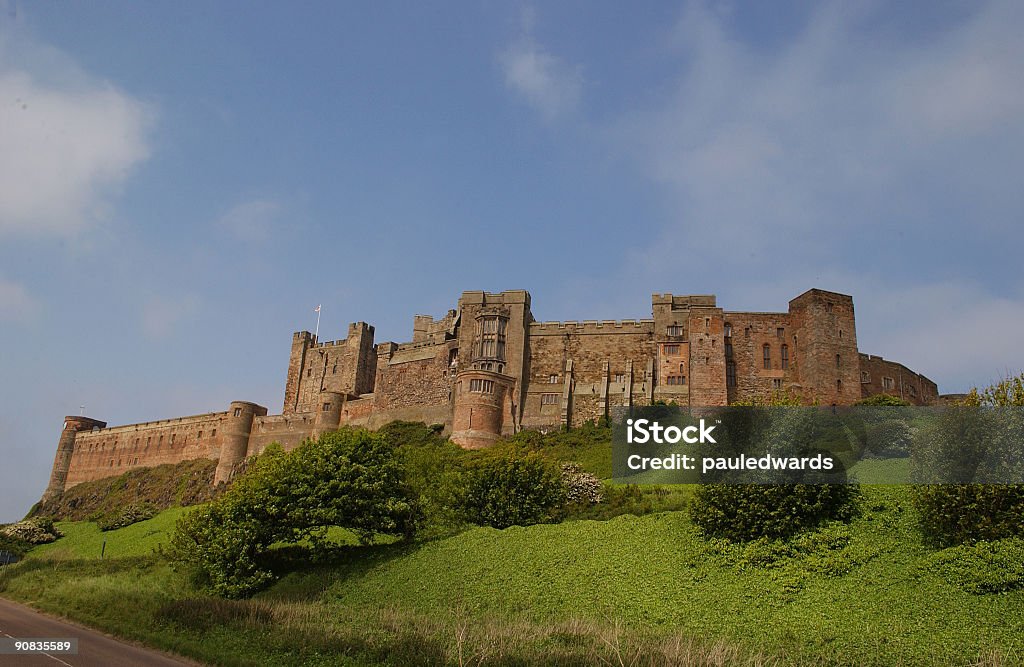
left=2, top=485, right=1023, bottom=666
left=30, top=458, right=219, bottom=522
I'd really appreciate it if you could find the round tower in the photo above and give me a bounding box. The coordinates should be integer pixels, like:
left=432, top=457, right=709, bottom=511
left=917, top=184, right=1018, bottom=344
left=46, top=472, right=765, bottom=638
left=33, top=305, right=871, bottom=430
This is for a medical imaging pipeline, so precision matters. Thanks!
left=214, top=401, right=266, bottom=485
left=312, top=390, right=344, bottom=438
left=43, top=415, right=107, bottom=502
left=450, top=370, right=514, bottom=449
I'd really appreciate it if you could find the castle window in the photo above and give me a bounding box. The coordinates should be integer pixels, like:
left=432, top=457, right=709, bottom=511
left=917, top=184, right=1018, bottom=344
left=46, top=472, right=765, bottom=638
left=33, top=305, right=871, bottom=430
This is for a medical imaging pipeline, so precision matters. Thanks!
left=781, top=344, right=789, bottom=370
left=307, top=368, right=312, bottom=377
left=763, top=344, right=771, bottom=370
left=322, top=402, right=331, bottom=412
left=663, top=344, right=680, bottom=355
left=211, top=429, right=216, bottom=437
left=724, top=323, right=732, bottom=338
left=861, top=371, right=871, bottom=384
left=773, top=379, right=782, bottom=390
left=826, top=302, right=834, bottom=313
left=548, top=374, right=558, bottom=383
left=837, top=379, right=843, bottom=392
left=197, top=432, right=202, bottom=440
left=541, top=393, right=559, bottom=405
left=234, top=408, right=242, bottom=416
left=665, top=375, right=686, bottom=385
left=476, top=316, right=507, bottom=361
left=839, top=329, right=843, bottom=339
left=744, top=327, right=750, bottom=338
left=883, top=377, right=895, bottom=390
left=777, top=327, right=784, bottom=338
left=332, top=364, right=337, bottom=374
left=725, top=342, right=733, bottom=359
left=469, top=379, right=495, bottom=394
left=679, top=362, right=685, bottom=374
left=705, top=318, right=710, bottom=330
left=836, top=354, right=841, bottom=368
left=615, top=373, right=625, bottom=383
left=667, top=325, right=683, bottom=336
left=727, top=362, right=736, bottom=387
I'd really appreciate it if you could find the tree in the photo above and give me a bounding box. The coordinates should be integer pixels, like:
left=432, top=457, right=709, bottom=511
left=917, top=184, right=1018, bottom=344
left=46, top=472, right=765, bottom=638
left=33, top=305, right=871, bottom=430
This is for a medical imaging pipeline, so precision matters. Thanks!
left=170, top=429, right=416, bottom=597
left=691, top=393, right=860, bottom=541
left=912, top=373, right=1024, bottom=547
left=461, top=450, right=566, bottom=529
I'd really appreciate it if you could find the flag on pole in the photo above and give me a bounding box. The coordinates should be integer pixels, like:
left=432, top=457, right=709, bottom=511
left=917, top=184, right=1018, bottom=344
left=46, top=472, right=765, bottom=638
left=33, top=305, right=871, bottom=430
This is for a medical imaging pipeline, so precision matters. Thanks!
left=314, top=305, right=321, bottom=313
left=314, top=304, right=322, bottom=339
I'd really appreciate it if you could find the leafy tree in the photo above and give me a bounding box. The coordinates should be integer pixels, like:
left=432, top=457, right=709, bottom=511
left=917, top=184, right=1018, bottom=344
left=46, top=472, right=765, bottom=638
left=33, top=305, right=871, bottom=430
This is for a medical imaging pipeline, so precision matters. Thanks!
left=461, top=450, right=566, bottom=529
left=170, top=429, right=416, bottom=597
left=913, top=373, right=1024, bottom=547
left=691, top=393, right=860, bottom=541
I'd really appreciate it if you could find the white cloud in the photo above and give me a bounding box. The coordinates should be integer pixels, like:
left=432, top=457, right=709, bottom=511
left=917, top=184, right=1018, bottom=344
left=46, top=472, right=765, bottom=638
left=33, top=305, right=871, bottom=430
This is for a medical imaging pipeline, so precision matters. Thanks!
left=214, top=199, right=281, bottom=242
left=0, top=33, right=152, bottom=237
left=140, top=295, right=199, bottom=340
left=500, top=26, right=582, bottom=121
left=0, top=277, right=38, bottom=323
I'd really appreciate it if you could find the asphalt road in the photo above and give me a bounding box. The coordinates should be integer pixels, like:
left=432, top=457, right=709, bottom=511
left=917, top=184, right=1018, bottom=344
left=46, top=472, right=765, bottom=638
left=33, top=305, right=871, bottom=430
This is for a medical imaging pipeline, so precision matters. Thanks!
left=0, top=596, right=198, bottom=666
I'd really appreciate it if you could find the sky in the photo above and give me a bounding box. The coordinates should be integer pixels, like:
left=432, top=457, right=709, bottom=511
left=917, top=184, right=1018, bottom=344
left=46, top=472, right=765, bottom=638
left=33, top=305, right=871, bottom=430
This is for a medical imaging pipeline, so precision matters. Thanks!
left=1, top=0, right=1023, bottom=522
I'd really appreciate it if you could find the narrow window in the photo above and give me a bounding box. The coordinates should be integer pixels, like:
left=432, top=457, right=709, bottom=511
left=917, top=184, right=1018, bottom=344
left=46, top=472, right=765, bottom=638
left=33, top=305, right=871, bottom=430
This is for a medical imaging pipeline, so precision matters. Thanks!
left=836, top=354, right=841, bottom=368
left=667, top=325, right=683, bottom=336
left=725, top=342, right=733, bottom=359
left=541, top=393, right=559, bottom=405
left=615, top=373, right=625, bottom=383
left=234, top=407, right=242, bottom=416
left=763, top=344, right=771, bottom=370
left=724, top=323, right=732, bottom=338
left=777, top=327, right=784, bottom=338
left=322, top=402, right=331, bottom=412
left=837, top=379, right=843, bottom=392
left=826, top=302, right=834, bottom=313
left=781, top=344, right=789, bottom=370
left=726, top=362, right=737, bottom=387
left=772, top=379, right=782, bottom=390
left=548, top=374, right=558, bottom=383
left=211, top=429, right=217, bottom=437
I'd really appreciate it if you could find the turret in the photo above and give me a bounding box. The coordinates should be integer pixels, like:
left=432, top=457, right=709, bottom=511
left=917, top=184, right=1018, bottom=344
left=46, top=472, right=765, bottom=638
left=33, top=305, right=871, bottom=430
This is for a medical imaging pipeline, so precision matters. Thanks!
left=214, top=401, right=267, bottom=484
left=312, top=390, right=344, bottom=438
left=43, top=415, right=106, bottom=502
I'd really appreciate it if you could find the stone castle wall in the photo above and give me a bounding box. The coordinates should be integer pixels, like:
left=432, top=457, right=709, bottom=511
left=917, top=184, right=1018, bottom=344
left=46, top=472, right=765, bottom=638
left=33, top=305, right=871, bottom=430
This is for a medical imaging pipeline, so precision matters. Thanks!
left=43, top=287, right=941, bottom=498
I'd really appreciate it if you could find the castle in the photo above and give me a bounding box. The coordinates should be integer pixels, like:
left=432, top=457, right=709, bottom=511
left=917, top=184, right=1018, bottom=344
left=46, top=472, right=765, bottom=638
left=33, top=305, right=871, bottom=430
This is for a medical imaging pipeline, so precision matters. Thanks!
left=43, top=288, right=938, bottom=499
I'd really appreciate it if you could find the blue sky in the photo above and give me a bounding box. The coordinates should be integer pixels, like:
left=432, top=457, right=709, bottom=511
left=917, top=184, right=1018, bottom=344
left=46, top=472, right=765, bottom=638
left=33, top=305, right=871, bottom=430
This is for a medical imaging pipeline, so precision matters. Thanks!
left=1, top=1, right=1022, bottom=522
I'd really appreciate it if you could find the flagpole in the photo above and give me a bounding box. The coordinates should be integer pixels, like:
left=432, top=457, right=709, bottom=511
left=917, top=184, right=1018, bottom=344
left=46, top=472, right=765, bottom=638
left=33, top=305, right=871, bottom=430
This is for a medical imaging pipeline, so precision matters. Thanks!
left=314, top=304, right=322, bottom=341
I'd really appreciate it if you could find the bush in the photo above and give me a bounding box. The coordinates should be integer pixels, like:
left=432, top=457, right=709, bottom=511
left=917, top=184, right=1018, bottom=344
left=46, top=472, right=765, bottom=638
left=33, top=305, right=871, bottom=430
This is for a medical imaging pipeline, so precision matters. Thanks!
left=97, top=503, right=156, bottom=531
left=461, top=451, right=566, bottom=529
left=911, top=373, right=1024, bottom=546
left=1, top=518, right=62, bottom=545
left=560, top=463, right=603, bottom=505
left=169, top=429, right=417, bottom=597
left=0, top=533, right=32, bottom=558
left=913, top=485, right=1024, bottom=548
left=690, top=484, right=861, bottom=541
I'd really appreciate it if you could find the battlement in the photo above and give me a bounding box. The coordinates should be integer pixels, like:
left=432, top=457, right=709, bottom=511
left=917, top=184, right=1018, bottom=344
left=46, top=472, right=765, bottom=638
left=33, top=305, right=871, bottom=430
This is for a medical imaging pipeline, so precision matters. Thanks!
left=74, top=410, right=230, bottom=437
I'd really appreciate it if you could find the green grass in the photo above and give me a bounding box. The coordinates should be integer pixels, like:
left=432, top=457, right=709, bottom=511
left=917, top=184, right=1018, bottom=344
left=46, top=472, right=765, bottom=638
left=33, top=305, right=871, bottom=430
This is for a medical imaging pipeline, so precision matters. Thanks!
left=2, top=486, right=1023, bottom=665
left=30, top=507, right=191, bottom=559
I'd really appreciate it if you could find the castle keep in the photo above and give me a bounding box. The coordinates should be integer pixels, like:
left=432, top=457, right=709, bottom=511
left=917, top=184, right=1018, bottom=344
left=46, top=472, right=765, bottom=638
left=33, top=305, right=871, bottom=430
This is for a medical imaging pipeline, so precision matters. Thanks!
left=43, top=288, right=938, bottom=498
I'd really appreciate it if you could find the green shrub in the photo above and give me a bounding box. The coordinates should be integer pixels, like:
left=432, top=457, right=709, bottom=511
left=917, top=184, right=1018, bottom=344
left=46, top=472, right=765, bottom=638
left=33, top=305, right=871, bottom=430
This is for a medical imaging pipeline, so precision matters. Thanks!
left=856, top=394, right=911, bottom=406
left=913, top=485, right=1024, bottom=547
left=0, top=533, right=32, bottom=558
left=911, top=374, right=1024, bottom=546
left=97, top=503, right=156, bottom=531
left=690, top=484, right=860, bottom=541
left=1, top=517, right=62, bottom=545
left=461, top=450, right=566, bottom=529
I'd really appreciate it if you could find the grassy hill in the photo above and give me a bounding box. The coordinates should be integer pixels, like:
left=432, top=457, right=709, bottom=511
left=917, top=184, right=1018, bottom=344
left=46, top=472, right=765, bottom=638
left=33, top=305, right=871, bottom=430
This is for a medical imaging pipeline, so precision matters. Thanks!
left=2, top=484, right=1023, bottom=666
